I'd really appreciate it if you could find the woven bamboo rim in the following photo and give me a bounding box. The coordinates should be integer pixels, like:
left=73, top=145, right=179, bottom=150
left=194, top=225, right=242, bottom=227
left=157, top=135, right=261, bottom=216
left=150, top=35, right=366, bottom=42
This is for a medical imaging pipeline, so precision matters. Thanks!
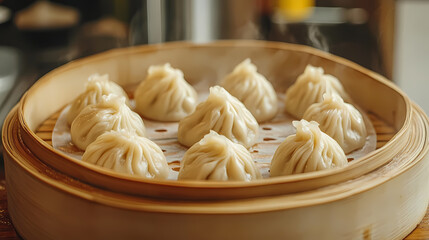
left=16, top=41, right=411, bottom=200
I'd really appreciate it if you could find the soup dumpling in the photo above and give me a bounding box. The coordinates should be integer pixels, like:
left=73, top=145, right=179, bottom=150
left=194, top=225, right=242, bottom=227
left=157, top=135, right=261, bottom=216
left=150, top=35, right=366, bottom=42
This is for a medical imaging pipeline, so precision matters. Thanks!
left=284, top=65, right=348, bottom=119
left=178, top=131, right=261, bottom=181
left=178, top=86, right=259, bottom=149
left=303, top=93, right=367, bottom=153
left=220, top=59, right=278, bottom=122
left=82, top=130, right=169, bottom=179
left=134, top=63, right=198, bottom=121
left=270, top=119, right=347, bottom=176
left=67, top=74, right=129, bottom=125
left=71, top=95, right=146, bottom=150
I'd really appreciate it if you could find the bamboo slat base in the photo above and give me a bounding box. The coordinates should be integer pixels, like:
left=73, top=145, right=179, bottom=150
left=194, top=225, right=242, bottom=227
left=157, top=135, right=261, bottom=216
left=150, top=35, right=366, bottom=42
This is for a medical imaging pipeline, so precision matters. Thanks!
left=34, top=109, right=396, bottom=165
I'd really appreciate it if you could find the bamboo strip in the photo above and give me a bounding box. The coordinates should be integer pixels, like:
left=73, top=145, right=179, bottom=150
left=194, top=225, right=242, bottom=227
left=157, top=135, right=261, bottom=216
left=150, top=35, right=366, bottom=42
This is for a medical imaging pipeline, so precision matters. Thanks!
left=3, top=104, right=428, bottom=239
left=3, top=41, right=429, bottom=240
left=17, top=41, right=411, bottom=201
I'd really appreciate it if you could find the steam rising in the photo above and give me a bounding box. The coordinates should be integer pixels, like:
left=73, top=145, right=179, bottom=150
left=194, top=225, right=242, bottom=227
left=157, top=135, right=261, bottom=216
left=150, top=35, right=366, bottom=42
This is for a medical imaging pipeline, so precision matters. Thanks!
left=308, top=24, right=329, bottom=52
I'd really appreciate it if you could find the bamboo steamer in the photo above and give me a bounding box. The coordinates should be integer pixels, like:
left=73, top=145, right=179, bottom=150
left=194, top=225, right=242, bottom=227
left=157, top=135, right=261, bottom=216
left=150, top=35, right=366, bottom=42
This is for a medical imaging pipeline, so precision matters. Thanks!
left=2, top=41, right=429, bottom=240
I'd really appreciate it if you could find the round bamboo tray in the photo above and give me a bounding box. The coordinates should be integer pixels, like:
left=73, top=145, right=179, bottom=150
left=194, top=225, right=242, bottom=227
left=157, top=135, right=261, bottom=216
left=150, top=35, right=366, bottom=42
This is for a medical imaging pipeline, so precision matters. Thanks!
left=2, top=40, right=429, bottom=239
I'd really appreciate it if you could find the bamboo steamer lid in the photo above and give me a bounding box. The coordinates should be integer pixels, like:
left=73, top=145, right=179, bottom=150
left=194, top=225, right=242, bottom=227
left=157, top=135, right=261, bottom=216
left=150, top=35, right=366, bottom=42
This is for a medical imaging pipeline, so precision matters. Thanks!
left=2, top=41, right=429, bottom=239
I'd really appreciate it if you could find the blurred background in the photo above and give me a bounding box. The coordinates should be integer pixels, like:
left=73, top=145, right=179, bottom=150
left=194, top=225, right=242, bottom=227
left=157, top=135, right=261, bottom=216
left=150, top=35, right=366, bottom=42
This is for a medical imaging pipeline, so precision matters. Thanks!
left=0, top=0, right=426, bottom=133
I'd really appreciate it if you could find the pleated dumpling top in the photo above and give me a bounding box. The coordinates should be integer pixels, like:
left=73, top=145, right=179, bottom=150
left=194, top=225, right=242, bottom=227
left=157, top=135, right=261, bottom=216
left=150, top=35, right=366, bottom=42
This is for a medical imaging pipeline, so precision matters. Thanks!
left=71, top=95, right=145, bottom=150
left=178, top=131, right=261, bottom=181
left=303, top=93, right=367, bottom=153
left=82, top=130, right=169, bottom=179
left=178, top=86, right=259, bottom=149
left=284, top=65, right=348, bottom=118
left=134, top=63, right=198, bottom=121
left=221, top=59, right=278, bottom=122
left=270, top=119, right=348, bottom=176
left=67, top=74, right=129, bottom=125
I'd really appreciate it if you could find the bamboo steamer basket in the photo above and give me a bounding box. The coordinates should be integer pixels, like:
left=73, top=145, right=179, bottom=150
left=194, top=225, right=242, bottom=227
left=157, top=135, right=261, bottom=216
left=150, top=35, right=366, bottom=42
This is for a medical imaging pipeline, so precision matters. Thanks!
left=2, top=41, right=429, bottom=240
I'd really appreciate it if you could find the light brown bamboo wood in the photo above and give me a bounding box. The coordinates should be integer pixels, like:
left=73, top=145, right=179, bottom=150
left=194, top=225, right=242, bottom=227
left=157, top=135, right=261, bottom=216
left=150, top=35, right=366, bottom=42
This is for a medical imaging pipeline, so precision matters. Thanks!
left=3, top=41, right=429, bottom=239
left=3, top=103, right=429, bottom=240
left=14, top=41, right=412, bottom=201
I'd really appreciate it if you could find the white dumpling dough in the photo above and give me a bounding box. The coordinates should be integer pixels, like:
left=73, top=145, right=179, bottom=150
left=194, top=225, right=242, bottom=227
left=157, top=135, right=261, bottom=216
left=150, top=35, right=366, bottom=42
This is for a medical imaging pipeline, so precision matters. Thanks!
left=220, top=58, right=278, bottom=122
left=66, top=74, right=129, bottom=125
left=284, top=65, right=348, bottom=119
left=178, top=86, right=259, bottom=149
left=71, top=95, right=146, bottom=150
left=270, top=120, right=348, bottom=176
left=303, top=93, right=367, bottom=153
left=134, top=63, right=198, bottom=121
left=178, top=131, right=261, bottom=181
left=82, top=130, right=169, bottom=179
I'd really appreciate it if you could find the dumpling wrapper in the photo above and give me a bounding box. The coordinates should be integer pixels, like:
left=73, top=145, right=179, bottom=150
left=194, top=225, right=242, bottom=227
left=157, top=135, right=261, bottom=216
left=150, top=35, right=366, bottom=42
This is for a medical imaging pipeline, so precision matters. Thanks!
left=284, top=65, right=348, bottom=119
left=71, top=95, right=146, bottom=150
left=178, top=86, right=259, bottom=149
left=270, top=119, right=348, bottom=176
left=178, top=131, right=261, bottom=181
left=66, top=73, right=129, bottom=125
left=82, top=130, right=169, bottom=179
left=134, top=63, right=198, bottom=121
left=303, top=93, right=367, bottom=153
left=220, top=58, right=278, bottom=122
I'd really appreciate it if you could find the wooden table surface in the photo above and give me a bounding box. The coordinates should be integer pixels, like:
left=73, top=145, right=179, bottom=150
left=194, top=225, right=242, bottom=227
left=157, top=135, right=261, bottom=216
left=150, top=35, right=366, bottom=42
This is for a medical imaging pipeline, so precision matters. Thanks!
left=0, top=164, right=428, bottom=240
